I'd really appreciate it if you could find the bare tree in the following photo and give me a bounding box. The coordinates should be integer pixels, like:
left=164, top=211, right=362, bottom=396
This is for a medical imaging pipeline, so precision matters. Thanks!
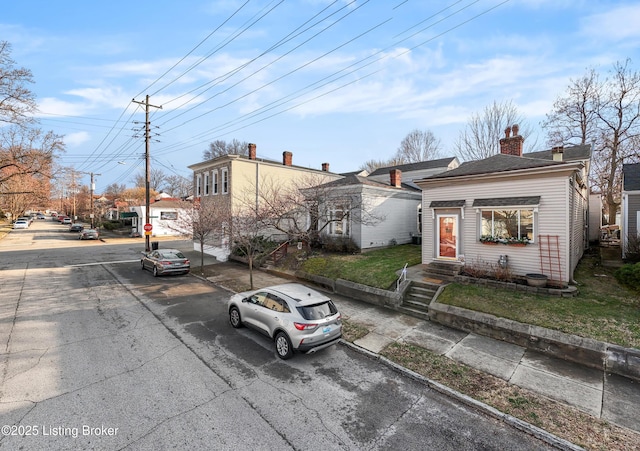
left=454, top=100, right=537, bottom=161
left=0, top=41, right=37, bottom=127
left=202, top=138, right=248, bottom=160
left=103, top=183, right=127, bottom=201
left=542, top=69, right=601, bottom=147
left=250, top=173, right=385, bottom=246
left=360, top=156, right=404, bottom=173
left=132, top=168, right=167, bottom=192
left=164, top=174, right=191, bottom=198
left=229, top=203, right=266, bottom=290
left=0, top=126, right=63, bottom=185
left=543, top=59, right=640, bottom=222
left=396, top=129, right=442, bottom=162
left=158, top=198, right=230, bottom=274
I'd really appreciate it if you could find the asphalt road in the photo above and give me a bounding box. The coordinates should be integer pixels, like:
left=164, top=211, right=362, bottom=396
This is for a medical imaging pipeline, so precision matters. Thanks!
left=0, top=219, right=559, bottom=450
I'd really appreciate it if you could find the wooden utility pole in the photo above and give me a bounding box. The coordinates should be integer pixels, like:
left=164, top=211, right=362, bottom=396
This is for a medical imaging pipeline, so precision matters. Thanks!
left=90, top=172, right=101, bottom=228
left=132, top=95, right=162, bottom=252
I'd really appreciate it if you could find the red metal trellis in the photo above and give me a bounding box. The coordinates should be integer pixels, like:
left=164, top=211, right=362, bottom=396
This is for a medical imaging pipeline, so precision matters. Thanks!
left=538, top=235, right=562, bottom=286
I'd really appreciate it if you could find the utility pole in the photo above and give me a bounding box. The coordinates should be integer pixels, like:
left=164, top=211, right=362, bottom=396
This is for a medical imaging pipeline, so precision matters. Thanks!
left=90, top=172, right=101, bottom=229
left=132, top=95, right=162, bottom=252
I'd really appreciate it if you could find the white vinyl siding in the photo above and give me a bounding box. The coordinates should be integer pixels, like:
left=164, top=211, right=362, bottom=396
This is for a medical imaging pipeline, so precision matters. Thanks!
left=421, top=174, right=573, bottom=282
left=358, top=190, right=421, bottom=249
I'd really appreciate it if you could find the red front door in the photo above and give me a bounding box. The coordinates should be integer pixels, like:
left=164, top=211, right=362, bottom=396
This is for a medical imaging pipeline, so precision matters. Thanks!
left=438, top=215, right=457, bottom=259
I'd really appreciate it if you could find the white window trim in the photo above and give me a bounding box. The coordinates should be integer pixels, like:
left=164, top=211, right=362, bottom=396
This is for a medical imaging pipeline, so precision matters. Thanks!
left=221, top=168, right=229, bottom=194
left=204, top=172, right=210, bottom=196
left=196, top=174, right=202, bottom=197
left=328, top=205, right=350, bottom=236
left=212, top=170, right=219, bottom=195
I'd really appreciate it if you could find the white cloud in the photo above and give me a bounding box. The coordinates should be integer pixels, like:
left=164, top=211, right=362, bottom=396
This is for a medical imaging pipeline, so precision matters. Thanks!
left=63, top=131, right=91, bottom=147
left=580, top=4, right=640, bottom=41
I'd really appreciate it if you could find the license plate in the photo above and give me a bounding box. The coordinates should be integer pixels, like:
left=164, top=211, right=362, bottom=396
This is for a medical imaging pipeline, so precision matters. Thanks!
left=322, top=326, right=331, bottom=334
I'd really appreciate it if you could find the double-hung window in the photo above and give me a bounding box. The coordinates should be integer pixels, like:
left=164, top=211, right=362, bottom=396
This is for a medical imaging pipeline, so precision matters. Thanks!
left=221, top=168, right=229, bottom=194
left=204, top=172, right=210, bottom=195
left=196, top=174, right=202, bottom=197
left=328, top=205, right=349, bottom=236
left=212, top=170, right=219, bottom=195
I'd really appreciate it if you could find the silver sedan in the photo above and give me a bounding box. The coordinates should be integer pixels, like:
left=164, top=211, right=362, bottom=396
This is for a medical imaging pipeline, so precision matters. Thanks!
left=141, top=248, right=190, bottom=277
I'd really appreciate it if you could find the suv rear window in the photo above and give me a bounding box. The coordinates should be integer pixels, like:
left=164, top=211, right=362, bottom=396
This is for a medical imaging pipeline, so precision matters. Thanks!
left=296, top=301, right=338, bottom=320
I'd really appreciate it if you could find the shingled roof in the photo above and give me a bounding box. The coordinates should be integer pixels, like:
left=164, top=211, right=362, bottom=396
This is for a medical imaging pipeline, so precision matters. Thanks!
left=421, top=153, right=565, bottom=179
left=420, top=144, right=590, bottom=180
left=368, top=157, right=457, bottom=177
left=318, top=173, right=419, bottom=191
left=524, top=144, right=592, bottom=162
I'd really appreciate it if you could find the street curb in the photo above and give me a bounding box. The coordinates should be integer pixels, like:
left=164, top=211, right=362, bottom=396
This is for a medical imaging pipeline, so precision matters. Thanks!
left=339, top=340, right=585, bottom=451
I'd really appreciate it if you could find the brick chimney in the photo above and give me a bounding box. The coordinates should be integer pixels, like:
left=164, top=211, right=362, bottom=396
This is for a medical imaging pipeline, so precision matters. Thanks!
left=322, top=162, right=330, bottom=172
left=283, top=151, right=292, bottom=166
left=390, top=169, right=401, bottom=187
left=551, top=146, right=564, bottom=161
left=499, top=124, right=524, bottom=156
left=248, top=143, right=257, bottom=160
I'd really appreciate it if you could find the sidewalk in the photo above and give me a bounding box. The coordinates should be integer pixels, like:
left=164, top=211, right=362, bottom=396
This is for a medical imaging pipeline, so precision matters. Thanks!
left=167, top=243, right=640, bottom=438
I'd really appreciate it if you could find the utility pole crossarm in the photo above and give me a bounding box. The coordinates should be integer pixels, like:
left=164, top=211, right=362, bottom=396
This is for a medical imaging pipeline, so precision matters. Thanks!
left=132, top=95, right=162, bottom=252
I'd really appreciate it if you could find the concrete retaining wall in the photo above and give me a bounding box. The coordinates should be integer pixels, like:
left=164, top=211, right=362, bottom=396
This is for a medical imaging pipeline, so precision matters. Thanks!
left=334, top=279, right=403, bottom=309
left=429, top=301, right=640, bottom=381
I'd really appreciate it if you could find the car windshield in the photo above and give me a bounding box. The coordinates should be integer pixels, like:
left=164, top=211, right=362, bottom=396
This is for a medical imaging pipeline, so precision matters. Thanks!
left=296, top=301, right=338, bottom=320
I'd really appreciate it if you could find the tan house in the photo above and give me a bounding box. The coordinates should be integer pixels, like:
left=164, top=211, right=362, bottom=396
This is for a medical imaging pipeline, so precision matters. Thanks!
left=187, top=144, right=342, bottom=260
left=415, top=126, right=592, bottom=286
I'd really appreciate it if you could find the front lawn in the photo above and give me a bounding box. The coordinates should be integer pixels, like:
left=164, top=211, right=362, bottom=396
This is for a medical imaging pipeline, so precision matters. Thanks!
left=300, top=244, right=421, bottom=289
left=437, top=250, right=640, bottom=349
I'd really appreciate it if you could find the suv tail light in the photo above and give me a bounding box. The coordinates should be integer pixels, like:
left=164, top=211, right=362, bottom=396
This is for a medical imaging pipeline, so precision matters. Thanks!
left=294, top=322, right=318, bottom=331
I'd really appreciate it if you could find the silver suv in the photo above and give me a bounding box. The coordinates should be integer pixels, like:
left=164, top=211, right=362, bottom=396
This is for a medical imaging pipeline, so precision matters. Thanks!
left=227, top=283, right=342, bottom=359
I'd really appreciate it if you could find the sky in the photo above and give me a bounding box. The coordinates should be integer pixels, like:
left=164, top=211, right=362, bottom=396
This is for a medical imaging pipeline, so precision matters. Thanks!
left=2, top=0, right=640, bottom=192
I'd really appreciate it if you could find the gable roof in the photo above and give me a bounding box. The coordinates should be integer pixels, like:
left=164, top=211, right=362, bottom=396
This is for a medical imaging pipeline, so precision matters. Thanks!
left=317, top=173, right=419, bottom=192
left=421, top=153, right=566, bottom=179
left=524, top=144, right=592, bottom=162
left=368, top=157, right=458, bottom=177
left=150, top=199, right=188, bottom=209
left=417, top=144, right=591, bottom=182
left=623, top=163, right=640, bottom=191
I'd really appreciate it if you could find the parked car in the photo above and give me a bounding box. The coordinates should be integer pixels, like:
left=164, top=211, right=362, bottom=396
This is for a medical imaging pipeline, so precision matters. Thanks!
left=140, top=249, right=190, bottom=276
left=61, top=217, right=72, bottom=225
left=69, top=223, right=84, bottom=232
left=36, top=213, right=46, bottom=220
left=227, top=283, right=342, bottom=360
left=79, top=229, right=100, bottom=240
left=17, top=216, right=32, bottom=225
left=12, top=220, right=29, bottom=229
left=56, top=215, right=67, bottom=222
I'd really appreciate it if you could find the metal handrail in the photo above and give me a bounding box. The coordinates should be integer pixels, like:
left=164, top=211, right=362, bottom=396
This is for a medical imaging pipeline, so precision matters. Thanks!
left=396, top=263, right=408, bottom=291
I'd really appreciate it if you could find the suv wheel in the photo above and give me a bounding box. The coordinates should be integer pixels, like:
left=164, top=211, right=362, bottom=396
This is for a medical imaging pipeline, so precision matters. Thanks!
left=141, top=260, right=145, bottom=270
left=153, top=266, right=159, bottom=277
left=275, top=332, right=293, bottom=360
left=229, top=307, right=242, bottom=328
